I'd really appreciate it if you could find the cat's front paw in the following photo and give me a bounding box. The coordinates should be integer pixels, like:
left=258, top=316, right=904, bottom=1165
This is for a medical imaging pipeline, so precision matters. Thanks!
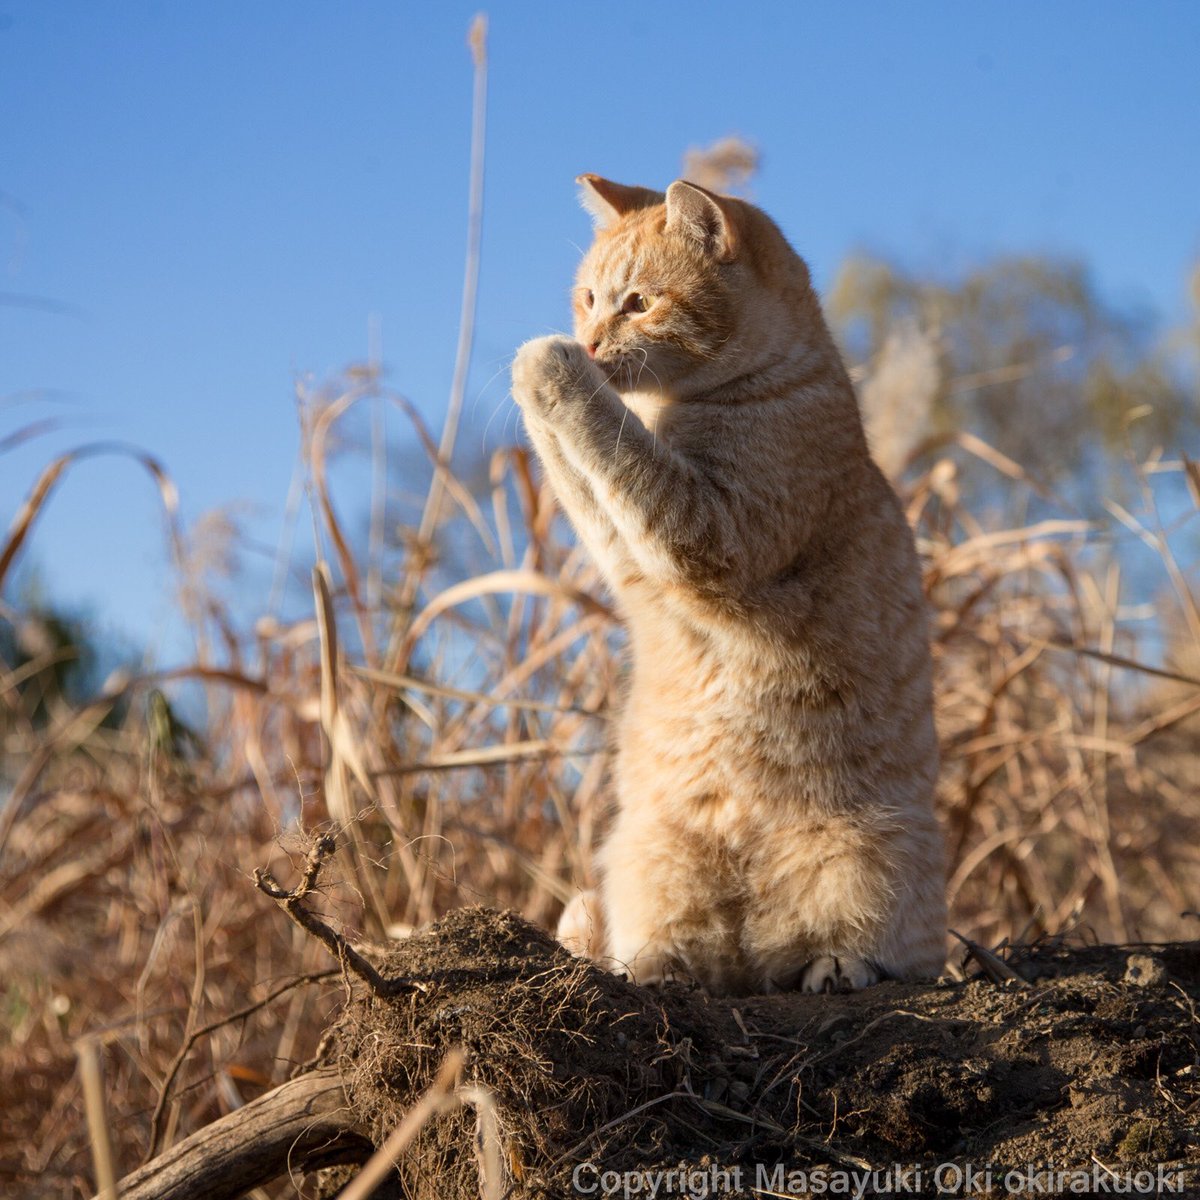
left=511, top=335, right=598, bottom=419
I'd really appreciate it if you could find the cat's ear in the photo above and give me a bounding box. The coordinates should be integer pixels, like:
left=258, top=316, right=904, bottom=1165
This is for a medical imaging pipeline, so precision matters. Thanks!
left=576, top=174, right=663, bottom=228
left=665, top=180, right=739, bottom=262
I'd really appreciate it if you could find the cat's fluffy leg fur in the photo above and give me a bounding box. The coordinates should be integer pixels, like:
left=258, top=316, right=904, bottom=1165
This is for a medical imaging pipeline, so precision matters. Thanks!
left=519, top=413, right=632, bottom=586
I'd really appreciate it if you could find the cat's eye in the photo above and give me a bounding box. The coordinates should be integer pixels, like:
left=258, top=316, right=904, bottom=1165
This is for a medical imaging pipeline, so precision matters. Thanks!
left=623, top=293, right=654, bottom=314
left=581, top=289, right=595, bottom=309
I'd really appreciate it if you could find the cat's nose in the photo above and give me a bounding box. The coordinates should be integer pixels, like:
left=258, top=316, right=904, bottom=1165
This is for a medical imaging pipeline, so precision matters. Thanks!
left=587, top=341, right=601, bottom=359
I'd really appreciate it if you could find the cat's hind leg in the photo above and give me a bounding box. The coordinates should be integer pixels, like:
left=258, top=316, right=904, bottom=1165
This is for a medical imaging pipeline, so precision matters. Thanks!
left=870, top=813, right=948, bottom=982
left=556, top=889, right=605, bottom=959
left=742, top=813, right=896, bottom=993
left=598, top=810, right=747, bottom=991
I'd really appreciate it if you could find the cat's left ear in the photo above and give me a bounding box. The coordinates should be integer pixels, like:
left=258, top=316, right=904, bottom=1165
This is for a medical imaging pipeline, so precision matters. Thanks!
left=576, top=174, right=663, bottom=228
left=665, top=181, right=739, bottom=262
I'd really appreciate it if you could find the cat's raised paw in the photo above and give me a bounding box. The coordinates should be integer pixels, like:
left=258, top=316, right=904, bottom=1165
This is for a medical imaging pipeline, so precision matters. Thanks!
left=511, top=335, right=595, bottom=417
left=801, top=955, right=880, bottom=993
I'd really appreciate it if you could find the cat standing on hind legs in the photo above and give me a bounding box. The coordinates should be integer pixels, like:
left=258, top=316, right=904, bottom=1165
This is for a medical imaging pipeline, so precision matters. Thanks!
left=512, top=174, right=947, bottom=995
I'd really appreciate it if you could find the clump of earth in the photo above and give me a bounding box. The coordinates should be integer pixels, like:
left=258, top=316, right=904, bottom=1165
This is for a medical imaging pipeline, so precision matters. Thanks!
left=322, top=907, right=1200, bottom=1198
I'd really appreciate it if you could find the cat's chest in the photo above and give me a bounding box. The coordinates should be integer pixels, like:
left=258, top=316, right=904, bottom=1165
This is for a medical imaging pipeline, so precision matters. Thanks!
left=617, top=389, right=669, bottom=433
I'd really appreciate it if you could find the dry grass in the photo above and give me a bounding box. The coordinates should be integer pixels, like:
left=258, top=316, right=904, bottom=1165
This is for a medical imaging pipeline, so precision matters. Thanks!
left=3, top=320, right=1198, bottom=1193
left=682, top=135, right=759, bottom=196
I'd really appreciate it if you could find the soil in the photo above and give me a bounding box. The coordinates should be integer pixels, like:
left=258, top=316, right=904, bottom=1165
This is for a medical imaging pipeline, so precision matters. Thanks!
left=323, top=907, right=1200, bottom=1199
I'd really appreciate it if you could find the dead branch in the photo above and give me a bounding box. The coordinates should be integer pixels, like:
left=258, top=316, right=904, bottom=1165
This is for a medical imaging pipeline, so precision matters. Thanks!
left=97, top=1068, right=367, bottom=1200
left=253, top=833, right=425, bottom=998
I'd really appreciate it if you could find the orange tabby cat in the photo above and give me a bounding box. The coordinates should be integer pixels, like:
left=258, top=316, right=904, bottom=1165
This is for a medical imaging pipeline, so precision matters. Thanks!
left=511, top=175, right=946, bottom=994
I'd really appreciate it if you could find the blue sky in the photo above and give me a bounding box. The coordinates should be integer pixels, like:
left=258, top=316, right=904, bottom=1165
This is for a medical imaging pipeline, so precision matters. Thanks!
left=2, top=2, right=1198, bottom=662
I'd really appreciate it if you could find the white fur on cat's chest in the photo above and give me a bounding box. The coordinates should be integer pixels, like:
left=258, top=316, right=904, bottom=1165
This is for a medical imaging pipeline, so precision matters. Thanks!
left=617, top=388, right=668, bottom=432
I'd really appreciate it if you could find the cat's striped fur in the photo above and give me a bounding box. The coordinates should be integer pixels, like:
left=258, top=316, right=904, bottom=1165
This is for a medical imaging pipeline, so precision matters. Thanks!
left=511, top=176, right=946, bottom=994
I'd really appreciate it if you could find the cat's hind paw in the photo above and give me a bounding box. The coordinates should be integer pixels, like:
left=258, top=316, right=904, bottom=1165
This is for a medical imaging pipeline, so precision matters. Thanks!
left=604, top=940, right=679, bottom=989
left=801, top=955, right=880, bottom=993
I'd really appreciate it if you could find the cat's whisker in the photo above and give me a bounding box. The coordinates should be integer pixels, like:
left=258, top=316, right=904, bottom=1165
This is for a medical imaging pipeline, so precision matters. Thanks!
left=587, top=368, right=620, bottom=406
left=632, top=349, right=664, bottom=397
left=470, top=359, right=519, bottom=425
left=481, top=391, right=517, bottom=452
left=614, top=404, right=631, bottom=459
left=630, top=348, right=648, bottom=390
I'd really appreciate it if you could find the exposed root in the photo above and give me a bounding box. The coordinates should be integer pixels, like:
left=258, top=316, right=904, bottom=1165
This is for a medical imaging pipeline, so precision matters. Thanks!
left=253, top=833, right=427, bottom=999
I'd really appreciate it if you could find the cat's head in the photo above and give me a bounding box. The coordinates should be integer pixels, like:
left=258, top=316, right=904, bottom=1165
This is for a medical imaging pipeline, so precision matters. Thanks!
left=572, top=174, right=816, bottom=397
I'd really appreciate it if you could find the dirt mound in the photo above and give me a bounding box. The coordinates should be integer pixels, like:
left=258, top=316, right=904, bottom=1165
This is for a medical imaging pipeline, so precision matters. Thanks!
left=327, top=908, right=1200, bottom=1198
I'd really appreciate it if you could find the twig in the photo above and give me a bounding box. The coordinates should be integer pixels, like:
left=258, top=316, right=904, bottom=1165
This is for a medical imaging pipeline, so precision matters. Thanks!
left=77, top=1037, right=118, bottom=1199
left=253, top=833, right=426, bottom=998
left=371, top=739, right=602, bottom=776
left=144, top=968, right=338, bottom=1163
left=687, top=1095, right=875, bottom=1173
left=392, top=12, right=488, bottom=629
left=949, top=928, right=1029, bottom=984
left=459, top=1083, right=503, bottom=1200
left=524, top=1090, right=692, bottom=1199
left=156, top=903, right=207, bottom=1155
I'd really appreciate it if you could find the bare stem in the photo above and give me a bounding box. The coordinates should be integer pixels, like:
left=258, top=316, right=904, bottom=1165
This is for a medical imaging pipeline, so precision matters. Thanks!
left=254, top=834, right=426, bottom=998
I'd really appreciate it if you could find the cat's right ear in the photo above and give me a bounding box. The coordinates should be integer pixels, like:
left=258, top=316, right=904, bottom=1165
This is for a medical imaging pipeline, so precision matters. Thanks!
left=665, top=181, right=739, bottom=262
left=576, top=174, right=664, bottom=228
